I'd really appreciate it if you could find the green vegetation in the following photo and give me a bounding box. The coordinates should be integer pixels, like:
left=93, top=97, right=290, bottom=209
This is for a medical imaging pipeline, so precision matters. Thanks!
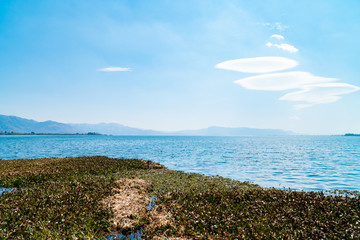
left=0, top=156, right=151, bottom=239
left=0, top=156, right=359, bottom=239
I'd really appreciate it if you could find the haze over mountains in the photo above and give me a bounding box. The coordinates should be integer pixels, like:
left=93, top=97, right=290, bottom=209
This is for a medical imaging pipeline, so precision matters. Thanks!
left=0, top=115, right=295, bottom=136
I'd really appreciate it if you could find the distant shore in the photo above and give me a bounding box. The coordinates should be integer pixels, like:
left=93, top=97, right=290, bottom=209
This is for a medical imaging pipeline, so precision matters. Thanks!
left=0, top=132, right=102, bottom=136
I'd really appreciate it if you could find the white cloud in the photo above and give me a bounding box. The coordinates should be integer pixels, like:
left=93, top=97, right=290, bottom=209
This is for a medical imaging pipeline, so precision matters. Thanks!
left=266, top=42, right=298, bottom=53
left=261, top=22, right=289, bottom=31
left=218, top=31, right=359, bottom=109
left=271, top=34, right=284, bottom=40
left=234, top=72, right=359, bottom=108
left=97, top=67, right=131, bottom=72
left=280, top=83, right=360, bottom=104
left=215, top=57, right=298, bottom=73
left=234, top=71, right=337, bottom=91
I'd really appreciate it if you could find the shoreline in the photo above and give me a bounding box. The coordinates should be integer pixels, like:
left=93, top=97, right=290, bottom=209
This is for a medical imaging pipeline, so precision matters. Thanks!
left=0, top=156, right=359, bottom=239
left=0, top=132, right=102, bottom=136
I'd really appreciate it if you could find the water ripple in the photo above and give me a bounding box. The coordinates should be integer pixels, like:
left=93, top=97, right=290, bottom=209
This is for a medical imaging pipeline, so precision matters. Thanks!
left=1, top=135, right=360, bottom=191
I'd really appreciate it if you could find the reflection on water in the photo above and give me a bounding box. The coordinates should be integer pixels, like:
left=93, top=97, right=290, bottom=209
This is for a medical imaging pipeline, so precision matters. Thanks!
left=0, top=188, right=14, bottom=195
left=1, top=135, right=360, bottom=191
left=106, top=229, right=142, bottom=240
left=147, top=196, right=156, bottom=210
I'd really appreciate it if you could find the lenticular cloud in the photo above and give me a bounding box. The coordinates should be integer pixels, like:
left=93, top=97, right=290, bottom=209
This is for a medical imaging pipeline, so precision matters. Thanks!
left=234, top=72, right=360, bottom=107
left=279, top=83, right=360, bottom=104
left=215, top=56, right=298, bottom=73
left=216, top=53, right=360, bottom=108
left=234, top=71, right=337, bottom=91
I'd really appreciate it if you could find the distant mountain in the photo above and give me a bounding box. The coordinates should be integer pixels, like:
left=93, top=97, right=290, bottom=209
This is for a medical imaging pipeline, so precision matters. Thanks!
left=69, top=123, right=161, bottom=135
left=0, top=115, right=78, bottom=133
left=169, top=126, right=294, bottom=136
left=0, top=115, right=160, bottom=135
left=0, top=114, right=296, bottom=136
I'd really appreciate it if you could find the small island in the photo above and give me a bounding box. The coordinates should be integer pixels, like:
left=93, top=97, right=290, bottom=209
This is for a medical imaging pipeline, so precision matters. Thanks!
left=0, top=156, right=359, bottom=239
left=345, top=133, right=360, bottom=136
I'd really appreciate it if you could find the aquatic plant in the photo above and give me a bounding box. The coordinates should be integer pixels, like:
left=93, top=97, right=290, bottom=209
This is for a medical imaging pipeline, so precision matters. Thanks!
left=0, top=156, right=359, bottom=239
left=0, top=156, right=155, bottom=239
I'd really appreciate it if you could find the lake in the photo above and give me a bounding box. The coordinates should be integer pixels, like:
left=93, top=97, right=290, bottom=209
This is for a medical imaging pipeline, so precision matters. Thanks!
left=0, top=135, right=359, bottom=192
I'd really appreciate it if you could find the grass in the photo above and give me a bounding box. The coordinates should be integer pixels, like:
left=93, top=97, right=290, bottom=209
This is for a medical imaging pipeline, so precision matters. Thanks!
left=0, top=156, right=152, bottom=239
left=0, top=156, right=359, bottom=239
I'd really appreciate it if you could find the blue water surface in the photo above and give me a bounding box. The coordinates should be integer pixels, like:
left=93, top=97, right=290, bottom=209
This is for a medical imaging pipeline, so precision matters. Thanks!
left=1, top=135, right=359, bottom=192
left=0, top=188, right=13, bottom=195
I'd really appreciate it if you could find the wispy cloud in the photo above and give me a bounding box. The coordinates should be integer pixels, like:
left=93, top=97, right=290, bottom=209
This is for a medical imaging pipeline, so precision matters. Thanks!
left=232, top=70, right=359, bottom=108
left=234, top=71, right=336, bottom=91
left=215, top=57, right=298, bottom=73
left=271, top=34, right=284, bottom=40
left=260, top=22, right=289, bottom=31
left=97, top=67, right=132, bottom=72
left=280, top=83, right=360, bottom=105
left=266, top=42, right=299, bottom=53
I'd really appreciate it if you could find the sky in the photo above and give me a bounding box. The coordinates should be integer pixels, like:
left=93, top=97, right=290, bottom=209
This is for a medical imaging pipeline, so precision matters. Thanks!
left=1, top=0, right=360, bottom=134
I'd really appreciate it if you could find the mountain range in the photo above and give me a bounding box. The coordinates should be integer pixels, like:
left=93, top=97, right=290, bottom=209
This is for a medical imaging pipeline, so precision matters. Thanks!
left=0, top=114, right=295, bottom=136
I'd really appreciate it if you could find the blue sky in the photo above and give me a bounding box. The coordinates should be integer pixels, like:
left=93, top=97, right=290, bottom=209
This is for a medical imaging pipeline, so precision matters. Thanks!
left=1, top=0, right=360, bottom=134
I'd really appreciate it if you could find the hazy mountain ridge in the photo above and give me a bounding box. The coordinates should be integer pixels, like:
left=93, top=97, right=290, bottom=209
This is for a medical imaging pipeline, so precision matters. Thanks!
left=171, top=126, right=294, bottom=136
left=69, top=123, right=161, bottom=135
left=0, top=115, right=295, bottom=136
left=0, top=115, right=79, bottom=134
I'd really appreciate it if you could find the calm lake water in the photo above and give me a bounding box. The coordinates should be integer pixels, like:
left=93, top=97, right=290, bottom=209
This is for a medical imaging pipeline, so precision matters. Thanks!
left=1, top=135, right=359, bottom=192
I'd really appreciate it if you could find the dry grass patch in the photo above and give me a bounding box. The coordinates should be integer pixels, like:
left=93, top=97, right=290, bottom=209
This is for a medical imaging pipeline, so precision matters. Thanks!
left=102, top=178, right=151, bottom=231
left=103, top=177, right=189, bottom=239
